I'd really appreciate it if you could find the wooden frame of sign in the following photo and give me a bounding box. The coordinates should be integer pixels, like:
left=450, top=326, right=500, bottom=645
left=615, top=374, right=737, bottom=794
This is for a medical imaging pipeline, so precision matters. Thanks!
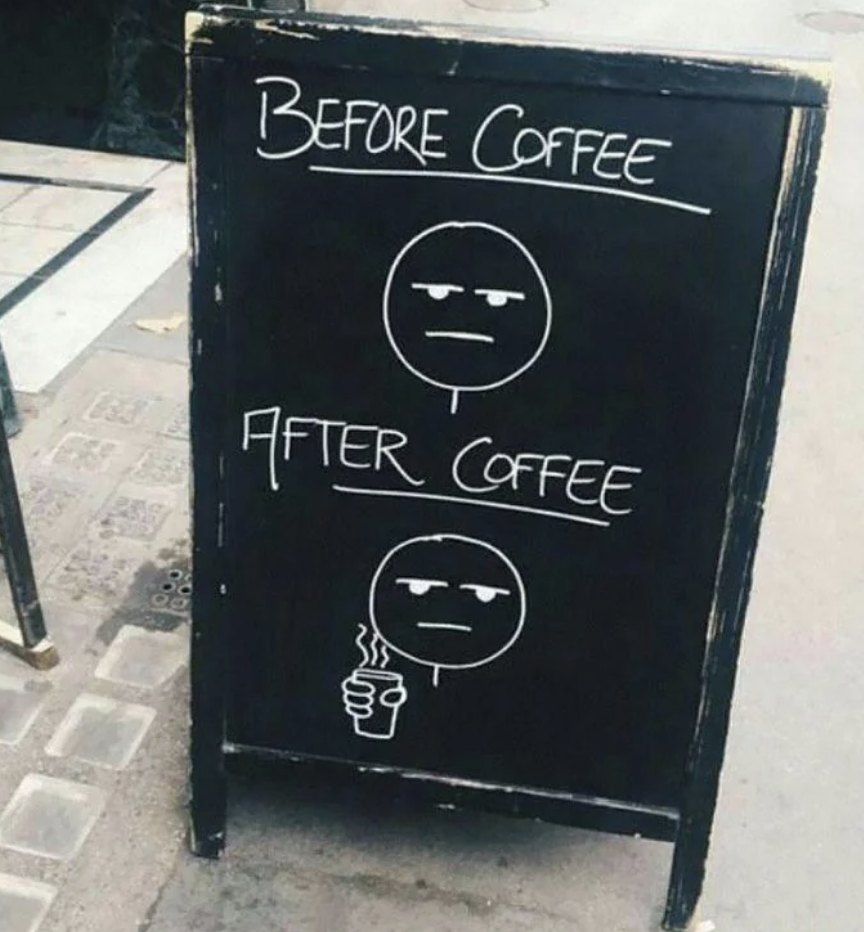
left=186, top=7, right=827, bottom=929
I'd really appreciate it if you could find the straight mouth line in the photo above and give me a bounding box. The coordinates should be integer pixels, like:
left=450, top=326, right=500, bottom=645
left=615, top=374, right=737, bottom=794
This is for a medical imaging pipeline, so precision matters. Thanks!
left=416, top=622, right=474, bottom=632
left=425, top=330, right=495, bottom=344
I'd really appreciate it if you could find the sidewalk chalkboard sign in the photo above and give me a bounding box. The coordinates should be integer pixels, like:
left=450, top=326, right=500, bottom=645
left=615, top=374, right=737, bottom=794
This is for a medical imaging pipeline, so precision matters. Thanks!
left=186, top=9, right=827, bottom=929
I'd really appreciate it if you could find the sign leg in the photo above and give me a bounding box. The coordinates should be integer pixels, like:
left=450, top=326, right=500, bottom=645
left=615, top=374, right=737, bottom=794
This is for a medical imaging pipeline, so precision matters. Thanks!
left=663, top=825, right=707, bottom=930
left=187, top=50, right=229, bottom=860
left=190, top=596, right=227, bottom=859
left=190, top=745, right=227, bottom=858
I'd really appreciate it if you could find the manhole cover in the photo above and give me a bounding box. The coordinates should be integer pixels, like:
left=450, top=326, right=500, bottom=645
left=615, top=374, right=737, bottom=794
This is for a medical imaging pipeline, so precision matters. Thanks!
left=151, top=566, right=192, bottom=615
left=799, top=10, right=864, bottom=32
left=96, top=559, right=192, bottom=642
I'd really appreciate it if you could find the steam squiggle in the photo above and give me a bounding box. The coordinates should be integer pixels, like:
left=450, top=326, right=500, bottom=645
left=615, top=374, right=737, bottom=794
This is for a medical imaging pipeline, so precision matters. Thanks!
left=355, top=624, right=372, bottom=667
left=355, top=624, right=391, bottom=670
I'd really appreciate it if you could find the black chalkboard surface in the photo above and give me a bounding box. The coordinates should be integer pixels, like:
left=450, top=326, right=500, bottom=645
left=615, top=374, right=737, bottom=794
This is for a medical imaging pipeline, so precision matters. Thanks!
left=187, top=9, right=827, bottom=929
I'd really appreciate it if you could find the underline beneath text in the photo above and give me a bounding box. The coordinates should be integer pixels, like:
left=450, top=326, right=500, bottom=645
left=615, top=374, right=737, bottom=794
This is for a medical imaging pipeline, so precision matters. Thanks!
left=332, top=484, right=612, bottom=528
left=309, top=166, right=712, bottom=216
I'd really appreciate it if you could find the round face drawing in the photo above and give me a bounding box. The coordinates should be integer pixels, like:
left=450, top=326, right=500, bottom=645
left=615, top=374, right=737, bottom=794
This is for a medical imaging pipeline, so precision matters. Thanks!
left=383, top=222, right=552, bottom=409
left=369, top=534, right=526, bottom=674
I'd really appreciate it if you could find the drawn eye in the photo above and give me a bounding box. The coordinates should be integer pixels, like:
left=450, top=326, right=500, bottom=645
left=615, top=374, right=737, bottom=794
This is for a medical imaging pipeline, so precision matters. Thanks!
left=475, top=289, right=526, bottom=308
left=396, top=577, right=448, bottom=597
left=460, top=584, right=511, bottom=604
left=411, top=282, right=464, bottom=301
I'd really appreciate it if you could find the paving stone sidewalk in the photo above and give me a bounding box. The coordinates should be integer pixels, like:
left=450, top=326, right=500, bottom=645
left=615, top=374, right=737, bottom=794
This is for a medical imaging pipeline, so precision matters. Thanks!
left=0, top=260, right=191, bottom=932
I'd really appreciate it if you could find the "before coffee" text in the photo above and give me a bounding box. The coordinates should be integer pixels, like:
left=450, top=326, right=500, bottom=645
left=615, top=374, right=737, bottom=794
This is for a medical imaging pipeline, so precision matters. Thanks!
left=255, top=76, right=673, bottom=190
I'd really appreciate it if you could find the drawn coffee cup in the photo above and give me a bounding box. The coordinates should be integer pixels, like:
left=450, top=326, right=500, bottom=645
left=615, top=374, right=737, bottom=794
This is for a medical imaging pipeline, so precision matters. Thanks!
left=342, top=668, right=408, bottom=740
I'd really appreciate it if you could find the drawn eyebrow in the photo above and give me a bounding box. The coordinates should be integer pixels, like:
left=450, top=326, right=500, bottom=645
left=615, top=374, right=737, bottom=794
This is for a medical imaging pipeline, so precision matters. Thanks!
left=395, top=577, right=449, bottom=589
left=459, top=584, right=512, bottom=596
left=411, top=282, right=465, bottom=293
left=473, top=288, right=526, bottom=301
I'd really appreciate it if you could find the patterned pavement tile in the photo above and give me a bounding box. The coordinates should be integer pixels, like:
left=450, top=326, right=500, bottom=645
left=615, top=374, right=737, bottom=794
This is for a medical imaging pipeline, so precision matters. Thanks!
left=159, top=404, right=189, bottom=440
left=48, top=544, right=140, bottom=602
left=45, top=433, right=121, bottom=475
left=129, top=446, right=187, bottom=488
left=19, top=476, right=93, bottom=570
left=83, top=390, right=156, bottom=428
left=95, top=494, right=170, bottom=542
left=21, top=477, right=83, bottom=533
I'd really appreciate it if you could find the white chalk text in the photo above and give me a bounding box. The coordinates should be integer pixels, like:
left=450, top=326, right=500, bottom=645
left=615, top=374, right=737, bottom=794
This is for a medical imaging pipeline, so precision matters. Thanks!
left=242, top=407, right=643, bottom=527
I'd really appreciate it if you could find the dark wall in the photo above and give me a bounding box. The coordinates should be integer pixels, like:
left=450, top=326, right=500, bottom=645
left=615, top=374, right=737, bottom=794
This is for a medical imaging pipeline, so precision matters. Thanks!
left=0, top=1, right=193, bottom=159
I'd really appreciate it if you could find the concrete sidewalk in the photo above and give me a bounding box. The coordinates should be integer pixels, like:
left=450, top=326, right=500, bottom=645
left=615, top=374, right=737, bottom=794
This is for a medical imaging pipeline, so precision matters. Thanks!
left=0, top=2, right=862, bottom=932
left=0, top=258, right=191, bottom=932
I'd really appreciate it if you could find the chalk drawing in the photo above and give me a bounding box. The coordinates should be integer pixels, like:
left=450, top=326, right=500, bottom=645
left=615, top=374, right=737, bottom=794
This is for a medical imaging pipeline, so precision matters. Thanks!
left=342, top=533, right=527, bottom=739
left=383, top=222, right=552, bottom=414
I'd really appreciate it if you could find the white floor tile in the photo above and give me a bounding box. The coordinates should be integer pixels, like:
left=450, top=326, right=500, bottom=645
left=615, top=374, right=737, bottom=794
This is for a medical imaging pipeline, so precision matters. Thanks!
left=0, top=140, right=168, bottom=187
left=0, top=873, right=57, bottom=932
left=0, top=272, right=25, bottom=300
left=45, top=694, right=156, bottom=770
left=0, top=186, right=128, bottom=231
left=0, top=676, right=50, bottom=746
left=0, top=181, right=32, bottom=211
left=95, top=626, right=187, bottom=689
left=147, top=162, right=186, bottom=193
left=0, top=166, right=187, bottom=392
left=0, top=224, right=78, bottom=276
left=0, top=774, right=106, bottom=861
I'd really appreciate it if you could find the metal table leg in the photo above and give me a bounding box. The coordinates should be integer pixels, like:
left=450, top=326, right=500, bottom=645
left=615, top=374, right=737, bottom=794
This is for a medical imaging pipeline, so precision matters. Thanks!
left=0, top=389, right=58, bottom=670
